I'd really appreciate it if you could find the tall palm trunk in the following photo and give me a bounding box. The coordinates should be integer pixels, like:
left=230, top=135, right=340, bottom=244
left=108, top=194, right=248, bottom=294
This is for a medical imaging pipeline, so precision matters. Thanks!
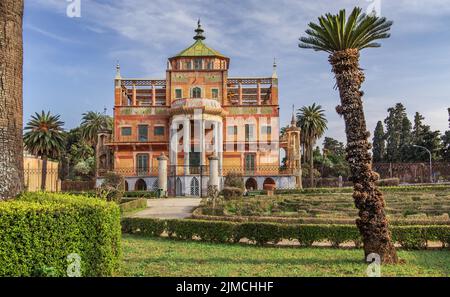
left=0, top=0, right=24, bottom=199
left=41, top=155, right=48, bottom=191
left=309, top=142, right=314, bottom=187
left=330, top=49, right=398, bottom=264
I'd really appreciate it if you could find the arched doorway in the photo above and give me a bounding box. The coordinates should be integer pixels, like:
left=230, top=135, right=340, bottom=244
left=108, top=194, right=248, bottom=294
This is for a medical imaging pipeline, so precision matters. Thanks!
left=135, top=179, right=147, bottom=191
left=190, top=177, right=200, bottom=196
left=176, top=177, right=183, bottom=196
left=124, top=180, right=129, bottom=191
left=263, top=178, right=276, bottom=190
left=245, top=178, right=258, bottom=190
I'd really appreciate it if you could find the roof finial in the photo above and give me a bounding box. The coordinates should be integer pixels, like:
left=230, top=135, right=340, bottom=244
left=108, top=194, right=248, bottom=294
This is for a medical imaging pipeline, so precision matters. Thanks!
left=194, top=19, right=205, bottom=41
left=291, top=104, right=296, bottom=126
left=272, top=57, right=278, bottom=79
left=115, top=61, right=121, bottom=79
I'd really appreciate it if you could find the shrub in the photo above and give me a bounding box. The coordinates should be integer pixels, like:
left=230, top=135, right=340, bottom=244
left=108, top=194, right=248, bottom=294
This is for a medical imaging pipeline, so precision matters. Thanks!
left=123, top=191, right=157, bottom=198
left=376, top=178, right=400, bottom=186
left=234, top=222, right=283, bottom=245
left=121, top=217, right=165, bottom=237
left=224, top=172, right=244, bottom=189
left=391, top=226, right=428, bottom=250
left=97, top=172, right=125, bottom=203
left=119, top=198, right=147, bottom=213
left=0, top=192, right=121, bottom=276
left=120, top=217, right=450, bottom=250
left=222, top=187, right=244, bottom=200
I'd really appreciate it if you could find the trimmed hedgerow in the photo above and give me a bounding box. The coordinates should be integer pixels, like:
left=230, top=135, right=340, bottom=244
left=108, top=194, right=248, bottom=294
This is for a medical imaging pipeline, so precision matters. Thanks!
left=275, top=185, right=450, bottom=195
left=0, top=192, right=122, bottom=277
left=119, top=198, right=147, bottom=213
left=234, top=222, right=283, bottom=245
left=123, top=191, right=157, bottom=198
left=121, top=217, right=165, bottom=237
left=165, top=219, right=236, bottom=243
left=121, top=217, right=450, bottom=249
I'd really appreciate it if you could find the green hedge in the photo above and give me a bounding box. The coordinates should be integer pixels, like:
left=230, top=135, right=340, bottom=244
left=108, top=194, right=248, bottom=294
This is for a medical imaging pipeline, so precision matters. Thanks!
left=275, top=185, right=450, bottom=195
left=0, top=192, right=122, bottom=276
left=123, top=191, right=157, bottom=198
left=119, top=198, right=147, bottom=213
left=121, top=217, right=450, bottom=249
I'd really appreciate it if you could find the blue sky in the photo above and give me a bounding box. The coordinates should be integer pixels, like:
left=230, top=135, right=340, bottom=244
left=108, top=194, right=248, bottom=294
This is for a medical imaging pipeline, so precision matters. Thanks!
left=24, top=0, right=450, bottom=144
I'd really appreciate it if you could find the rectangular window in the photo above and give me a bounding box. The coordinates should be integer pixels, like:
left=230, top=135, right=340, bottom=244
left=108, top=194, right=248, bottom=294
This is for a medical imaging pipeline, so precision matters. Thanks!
left=185, top=61, right=192, bottom=70
left=175, top=89, right=182, bottom=99
left=121, top=127, right=132, bottom=136
left=261, top=125, right=272, bottom=134
left=244, top=154, right=256, bottom=173
left=206, top=61, right=213, bottom=70
left=136, top=154, right=149, bottom=175
left=211, top=88, right=219, bottom=99
left=138, top=125, right=148, bottom=142
left=194, top=59, right=202, bottom=70
left=227, top=126, right=237, bottom=135
left=154, top=126, right=165, bottom=136
left=245, top=124, right=254, bottom=141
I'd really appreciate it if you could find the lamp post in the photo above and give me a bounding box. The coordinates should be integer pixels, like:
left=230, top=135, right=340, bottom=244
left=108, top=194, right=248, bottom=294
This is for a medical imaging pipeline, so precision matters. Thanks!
left=412, top=145, right=433, bottom=183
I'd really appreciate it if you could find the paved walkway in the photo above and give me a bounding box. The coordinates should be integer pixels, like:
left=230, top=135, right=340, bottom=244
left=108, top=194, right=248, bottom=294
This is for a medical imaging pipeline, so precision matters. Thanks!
left=129, top=198, right=201, bottom=219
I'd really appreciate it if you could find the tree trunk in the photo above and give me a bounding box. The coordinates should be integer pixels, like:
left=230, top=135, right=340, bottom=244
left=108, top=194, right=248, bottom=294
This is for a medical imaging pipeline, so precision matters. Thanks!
left=41, top=155, right=48, bottom=191
left=309, top=143, right=314, bottom=187
left=329, top=49, right=398, bottom=264
left=0, top=0, right=24, bottom=200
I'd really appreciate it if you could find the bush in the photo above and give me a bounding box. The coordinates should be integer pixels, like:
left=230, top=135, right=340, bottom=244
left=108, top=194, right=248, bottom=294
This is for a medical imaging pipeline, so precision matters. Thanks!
left=120, top=217, right=450, bottom=249
left=97, top=172, right=125, bottom=203
left=224, top=172, right=244, bottom=189
left=121, top=217, right=165, bottom=237
left=0, top=192, right=122, bottom=276
left=234, top=222, right=283, bottom=245
left=222, top=187, right=243, bottom=200
left=391, top=226, right=428, bottom=250
left=376, top=178, right=400, bottom=186
left=123, top=191, right=157, bottom=198
left=119, top=198, right=147, bottom=213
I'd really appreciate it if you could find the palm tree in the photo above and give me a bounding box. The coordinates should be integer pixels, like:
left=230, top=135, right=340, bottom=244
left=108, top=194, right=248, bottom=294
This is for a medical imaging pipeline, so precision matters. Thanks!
left=299, top=7, right=397, bottom=263
left=23, top=111, right=65, bottom=190
left=80, top=111, right=113, bottom=147
left=0, top=0, right=24, bottom=199
left=296, top=103, right=327, bottom=187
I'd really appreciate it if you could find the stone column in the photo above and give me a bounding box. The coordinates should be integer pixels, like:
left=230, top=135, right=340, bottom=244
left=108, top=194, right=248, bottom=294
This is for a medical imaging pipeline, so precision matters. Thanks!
left=208, top=154, right=219, bottom=192
left=200, top=119, right=206, bottom=166
left=183, top=118, right=190, bottom=175
left=169, top=121, right=178, bottom=168
left=157, top=153, right=168, bottom=197
left=218, top=121, right=223, bottom=175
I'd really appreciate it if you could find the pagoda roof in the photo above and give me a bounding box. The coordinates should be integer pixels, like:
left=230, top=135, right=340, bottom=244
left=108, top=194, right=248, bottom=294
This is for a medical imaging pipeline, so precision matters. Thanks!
left=171, top=20, right=227, bottom=59
left=173, top=39, right=226, bottom=58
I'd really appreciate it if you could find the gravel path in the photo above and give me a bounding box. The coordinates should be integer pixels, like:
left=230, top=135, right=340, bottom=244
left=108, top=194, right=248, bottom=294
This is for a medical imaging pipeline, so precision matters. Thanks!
left=129, top=198, right=201, bottom=219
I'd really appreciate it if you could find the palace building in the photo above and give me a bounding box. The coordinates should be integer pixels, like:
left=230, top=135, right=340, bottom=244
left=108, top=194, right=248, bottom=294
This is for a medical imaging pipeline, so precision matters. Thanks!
left=96, top=21, right=302, bottom=196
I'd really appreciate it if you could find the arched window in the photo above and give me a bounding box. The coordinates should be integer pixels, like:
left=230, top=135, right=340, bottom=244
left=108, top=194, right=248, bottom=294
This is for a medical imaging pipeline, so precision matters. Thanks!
left=190, top=177, right=200, bottom=196
left=192, top=87, right=201, bottom=98
left=176, top=177, right=183, bottom=196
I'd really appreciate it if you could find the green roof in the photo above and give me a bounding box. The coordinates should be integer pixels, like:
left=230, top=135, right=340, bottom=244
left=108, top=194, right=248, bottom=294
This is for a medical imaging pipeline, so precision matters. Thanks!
left=173, top=39, right=226, bottom=58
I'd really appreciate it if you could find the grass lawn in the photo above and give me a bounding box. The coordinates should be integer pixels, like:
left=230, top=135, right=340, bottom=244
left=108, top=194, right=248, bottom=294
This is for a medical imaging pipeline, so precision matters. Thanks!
left=120, top=234, right=450, bottom=277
